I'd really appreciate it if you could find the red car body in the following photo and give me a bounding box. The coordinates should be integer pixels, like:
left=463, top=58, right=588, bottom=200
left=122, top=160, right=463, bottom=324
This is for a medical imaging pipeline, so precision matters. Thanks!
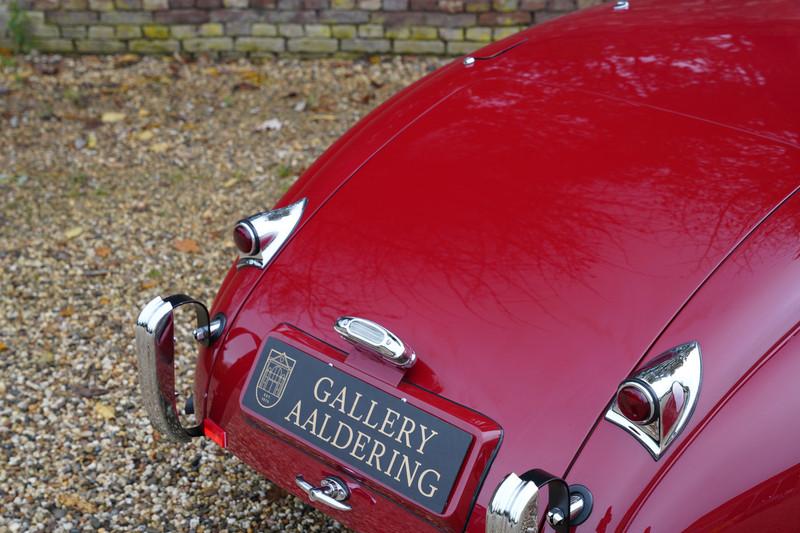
left=137, top=0, right=800, bottom=531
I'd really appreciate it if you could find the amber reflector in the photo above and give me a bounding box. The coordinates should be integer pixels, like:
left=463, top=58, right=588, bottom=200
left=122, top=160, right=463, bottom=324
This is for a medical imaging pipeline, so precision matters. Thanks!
left=233, top=223, right=256, bottom=255
left=204, top=418, right=227, bottom=448
left=617, top=384, right=654, bottom=424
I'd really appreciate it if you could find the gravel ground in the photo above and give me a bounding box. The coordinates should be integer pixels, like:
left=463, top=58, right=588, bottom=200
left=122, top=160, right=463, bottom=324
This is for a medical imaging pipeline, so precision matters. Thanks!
left=0, top=52, right=447, bottom=532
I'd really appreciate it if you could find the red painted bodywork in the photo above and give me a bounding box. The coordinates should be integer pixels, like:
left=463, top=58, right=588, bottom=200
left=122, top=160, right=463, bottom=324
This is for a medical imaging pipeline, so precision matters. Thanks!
left=192, top=0, right=800, bottom=531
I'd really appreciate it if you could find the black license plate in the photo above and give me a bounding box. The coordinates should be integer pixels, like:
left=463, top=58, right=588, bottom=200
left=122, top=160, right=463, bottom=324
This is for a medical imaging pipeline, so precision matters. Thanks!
left=241, top=337, right=473, bottom=513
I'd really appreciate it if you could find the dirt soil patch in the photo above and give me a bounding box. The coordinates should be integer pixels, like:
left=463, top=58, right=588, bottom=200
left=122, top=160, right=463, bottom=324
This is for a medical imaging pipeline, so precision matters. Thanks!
left=0, top=53, right=446, bottom=532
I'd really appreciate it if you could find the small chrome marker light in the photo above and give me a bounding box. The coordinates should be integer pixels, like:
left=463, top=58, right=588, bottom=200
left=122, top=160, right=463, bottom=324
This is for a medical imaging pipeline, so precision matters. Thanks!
left=234, top=198, right=307, bottom=269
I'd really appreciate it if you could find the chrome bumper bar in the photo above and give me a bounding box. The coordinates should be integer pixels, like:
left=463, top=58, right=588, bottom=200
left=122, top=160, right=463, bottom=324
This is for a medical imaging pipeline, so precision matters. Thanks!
left=135, top=294, right=212, bottom=441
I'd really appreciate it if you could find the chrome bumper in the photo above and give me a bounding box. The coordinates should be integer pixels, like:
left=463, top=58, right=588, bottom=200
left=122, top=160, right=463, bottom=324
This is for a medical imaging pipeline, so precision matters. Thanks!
left=135, top=294, right=211, bottom=441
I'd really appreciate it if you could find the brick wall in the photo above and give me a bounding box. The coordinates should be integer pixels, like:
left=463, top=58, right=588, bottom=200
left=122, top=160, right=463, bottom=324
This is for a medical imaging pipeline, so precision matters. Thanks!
left=0, top=0, right=601, bottom=56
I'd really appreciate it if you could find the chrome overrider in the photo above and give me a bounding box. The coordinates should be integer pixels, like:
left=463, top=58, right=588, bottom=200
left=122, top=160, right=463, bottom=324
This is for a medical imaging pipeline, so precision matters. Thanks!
left=135, top=294, right=220, bottom=442
left=486, top=470, right=591, bottom=533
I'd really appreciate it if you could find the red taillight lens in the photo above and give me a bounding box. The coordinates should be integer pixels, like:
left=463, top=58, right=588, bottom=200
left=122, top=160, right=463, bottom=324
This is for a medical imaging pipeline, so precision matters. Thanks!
left=204, top=418, right=227, bottom=448
left=233, top=223, right=257, bottom=255
left=616, top=383, right=656, bottom=424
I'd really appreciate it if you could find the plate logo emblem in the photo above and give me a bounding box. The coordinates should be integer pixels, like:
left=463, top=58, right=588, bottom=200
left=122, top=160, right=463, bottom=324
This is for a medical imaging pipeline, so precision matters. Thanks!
left=255, top=349, right=296, bottom=408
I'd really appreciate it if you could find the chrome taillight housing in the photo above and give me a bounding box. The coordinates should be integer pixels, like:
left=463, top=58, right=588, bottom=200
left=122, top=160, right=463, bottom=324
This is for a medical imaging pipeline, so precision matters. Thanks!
left=234, top=198, right=307, bottom=269
left=605, top=341, right=702, bottom=459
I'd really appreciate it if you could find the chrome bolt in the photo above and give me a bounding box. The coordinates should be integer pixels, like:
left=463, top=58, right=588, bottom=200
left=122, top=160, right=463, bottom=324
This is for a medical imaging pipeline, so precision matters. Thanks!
left=546, top=507, right=566, bottom=527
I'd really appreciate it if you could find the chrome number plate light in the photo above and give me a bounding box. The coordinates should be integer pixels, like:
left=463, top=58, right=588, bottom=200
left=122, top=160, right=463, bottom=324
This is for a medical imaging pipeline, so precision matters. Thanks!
left=605, top=341, right=702, bottom=459
left=334, top=316, right=416, bottom=368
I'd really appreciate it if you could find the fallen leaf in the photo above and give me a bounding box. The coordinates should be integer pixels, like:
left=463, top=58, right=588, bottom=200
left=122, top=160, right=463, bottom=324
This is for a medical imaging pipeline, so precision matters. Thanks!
left=311, top=114, right=337, bottom=121
left=69, top=384, right=110, bottom=398
left=222, top=178, right=238, bottom=188
left=101, top=111, right=126, bottom=123
left=0, top=342, right=7, bottom=352
left=57, top=493, right=97, bottom=514
left=150, top=142, right=169, bottom=153
left=98, top=296, right=111, bottom=305
left=174, top=238, right=200, bottom=253
left=240, top=70, right=267, bottom=85
left=87, top=132, right=97, bottom=149
left=267, top=485, right=288, bottom=500
left=60, top=305, right=75, bottom=318
left=141, top=280, right=157, bottom=289
left=95, top=246, right=111, bottom=258
left=254, top=118, right=282, bottom=132
left=114, top=53, right=141, bottom=68
left=137, top=130, right=154, bottom=141
left=233, top=82, right=259, bottom=92
left=36, top=353, right=55, bottom=366
left=138, top=108, right=150, bottom=118
left=94, top=402, right=115, bottom=420
left=64, top=227, right=83, bottom=239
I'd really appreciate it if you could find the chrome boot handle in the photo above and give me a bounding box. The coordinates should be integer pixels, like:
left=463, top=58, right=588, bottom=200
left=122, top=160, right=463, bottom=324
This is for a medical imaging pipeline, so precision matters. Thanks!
left=295, top=475, right=351, bottom=512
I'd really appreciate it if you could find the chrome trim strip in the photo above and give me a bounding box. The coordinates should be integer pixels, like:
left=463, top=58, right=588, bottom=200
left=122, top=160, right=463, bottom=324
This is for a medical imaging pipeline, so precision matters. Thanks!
left=605, top=341, right=702, bottom=459
left=236, top=198, right=307, bottom=269
left=135, top=295, right=206, bottom=442
left=334, top=316, right=416, bottom=368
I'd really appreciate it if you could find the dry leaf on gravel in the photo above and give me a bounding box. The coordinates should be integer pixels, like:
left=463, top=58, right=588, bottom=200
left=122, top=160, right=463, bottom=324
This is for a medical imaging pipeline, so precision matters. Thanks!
left=95, top=246, right=111, bottom=257
left=0, top=341, right=7, bottom=352
left=150, top=142, right=169, bottom=153
left=101, top=111, right=126, bottom=123
left=114, top=54, right=141, bottom=68
left=56, top=493, right=97, bottom=514
left=94, top=402, right=115, bottom=420
left=69, top=384, right=110, bottom=398
left=173, top=238, right=200, bottom=253
left=59, top=305, right=75, bottom=317
left=64, top=227, right=83, bottom=239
